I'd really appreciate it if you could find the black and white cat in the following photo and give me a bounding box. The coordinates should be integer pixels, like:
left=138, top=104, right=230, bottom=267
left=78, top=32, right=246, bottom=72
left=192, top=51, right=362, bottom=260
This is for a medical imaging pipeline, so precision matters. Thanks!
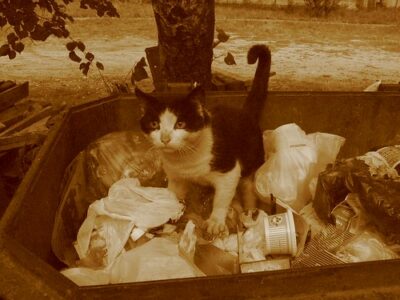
left=135, top=44, right=271, bottom=236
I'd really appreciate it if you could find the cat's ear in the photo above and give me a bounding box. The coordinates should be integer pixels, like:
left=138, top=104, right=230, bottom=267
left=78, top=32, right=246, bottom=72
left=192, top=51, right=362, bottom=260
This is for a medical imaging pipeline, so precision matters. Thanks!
left=187, top=85, right=206, bottom=106
left=135, top=87, right=158, bottom=106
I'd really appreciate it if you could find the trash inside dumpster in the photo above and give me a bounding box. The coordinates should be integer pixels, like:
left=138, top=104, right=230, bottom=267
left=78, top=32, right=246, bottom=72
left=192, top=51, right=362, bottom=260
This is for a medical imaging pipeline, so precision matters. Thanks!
left=52, top=122, right=400, bottom=286
left=4, top=92, right=400, bottom=299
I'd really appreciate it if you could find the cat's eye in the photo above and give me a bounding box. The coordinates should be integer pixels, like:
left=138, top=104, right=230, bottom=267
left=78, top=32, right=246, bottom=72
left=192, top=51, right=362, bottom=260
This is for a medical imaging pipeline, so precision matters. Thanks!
left=149, top=121, right=159, bottom=129
left=175, top=121, right=186, bottom=129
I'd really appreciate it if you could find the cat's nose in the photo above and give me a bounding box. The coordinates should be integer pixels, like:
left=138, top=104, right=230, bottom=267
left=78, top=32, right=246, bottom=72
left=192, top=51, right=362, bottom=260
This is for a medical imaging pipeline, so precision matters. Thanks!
left=161, top=133, right=171, bottom=145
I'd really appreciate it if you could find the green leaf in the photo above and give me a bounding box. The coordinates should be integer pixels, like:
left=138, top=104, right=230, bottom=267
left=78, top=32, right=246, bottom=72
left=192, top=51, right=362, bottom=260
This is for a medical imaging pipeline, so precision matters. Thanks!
left=8, top=50, right=17, bottom=59
left=224, top=52, right=236, bottom=65
left=82, top=62, right=90, bottom=76
left=77, top=41, right=85, bottom=52
left=66, top=41, right=77, bottom=51
left=13, top=42, right=25, bottom=53
left=7, top=33, right=19, bottom=46
left=0, top=44, right=10, bottom=57
left=30, top=25, right=51, bottom=41
left=85, top=52, right=94, bottom=61
left=69, top=51, right=81, bottom=63
left=96, top=61, right=104, bottom=70
left=216, top=28, right=230, bottom=43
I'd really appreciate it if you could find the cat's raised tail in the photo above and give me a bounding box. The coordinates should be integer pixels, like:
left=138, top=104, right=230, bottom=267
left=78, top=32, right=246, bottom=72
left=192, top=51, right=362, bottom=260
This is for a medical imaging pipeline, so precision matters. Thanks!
left=243, top=44, right=272, bottom=121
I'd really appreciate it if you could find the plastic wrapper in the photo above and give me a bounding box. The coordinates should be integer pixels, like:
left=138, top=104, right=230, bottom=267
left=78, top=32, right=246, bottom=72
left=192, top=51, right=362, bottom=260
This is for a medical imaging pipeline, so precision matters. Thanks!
left=63, top=237, right=204, bottom=286
left=335, top=231, right=398, bottom=263
left=312, top=158, right=370, bottom=224
left=256, top=123, right=344, bottom=212
left=351, top=172, right=400, bottom=243
left=75, top=178, right=184, bottom=268
left=193, top=243, right=239, bottom=276
left=256, top=123, right=316, bottom=211
left=52, top=130, right=166, bottom=266
left=110, top=238, right=204, bottom=283
left=307, top=132, right=346, bottom=199
left=178, top=219, right=239, bottom=276
left=85, top=131, right=166, bottom=198
left=313, top=148, right=400, bottom=242
left=61, top=267, right=110, bottom=286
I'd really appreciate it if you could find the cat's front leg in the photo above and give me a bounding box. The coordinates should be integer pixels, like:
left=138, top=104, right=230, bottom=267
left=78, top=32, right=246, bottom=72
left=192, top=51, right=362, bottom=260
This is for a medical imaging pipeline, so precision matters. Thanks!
left=167, top=176, right=189, bottom=201
left=205, top=162, right=241, bottom=236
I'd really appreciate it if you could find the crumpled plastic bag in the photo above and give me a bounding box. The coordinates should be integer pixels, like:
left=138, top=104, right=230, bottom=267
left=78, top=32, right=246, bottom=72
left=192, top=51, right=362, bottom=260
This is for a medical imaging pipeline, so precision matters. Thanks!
left=52, top=131, right=167, bottom=267
left=307, top=132, right=346, bottom=199
left=62, top=237, right=204, bottom=286
left=61, top=267, right=110, bottom=286
left=313, top=149, right=400, bottom=243
left=256, top=123, right=344, bottom=212
left=351, top=172, right=400, bottom=243
left=85, top=131, right=166, bottom=198
left=178, top=219, right=239, bottom=276
left=110, top=237, right=204, bottom=283
left=335, top=231, right=398, bottom=263
left=313, top=158, right=370, bottom=225
left=75, top=178, right=184, bottom=267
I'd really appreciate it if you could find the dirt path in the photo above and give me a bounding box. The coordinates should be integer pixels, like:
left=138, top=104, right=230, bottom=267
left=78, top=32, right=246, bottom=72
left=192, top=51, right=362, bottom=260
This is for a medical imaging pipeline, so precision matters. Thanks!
left=0, top=17, right=399, bottom=105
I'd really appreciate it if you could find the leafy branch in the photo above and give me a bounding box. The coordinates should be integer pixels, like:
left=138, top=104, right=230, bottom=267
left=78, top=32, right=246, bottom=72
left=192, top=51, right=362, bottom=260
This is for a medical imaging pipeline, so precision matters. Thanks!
left=0, top=0, right=119, bottom=69
left=212, top=28, right=236, bottom=65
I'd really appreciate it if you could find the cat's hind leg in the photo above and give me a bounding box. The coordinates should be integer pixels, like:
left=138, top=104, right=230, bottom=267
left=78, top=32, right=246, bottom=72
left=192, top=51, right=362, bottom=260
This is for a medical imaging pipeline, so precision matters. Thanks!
left=238, top=173, right=258, bottom=211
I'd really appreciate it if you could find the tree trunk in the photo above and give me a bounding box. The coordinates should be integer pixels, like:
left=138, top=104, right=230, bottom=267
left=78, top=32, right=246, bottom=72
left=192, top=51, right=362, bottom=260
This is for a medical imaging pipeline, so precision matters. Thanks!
left=151, top=0, right=215, bottom=90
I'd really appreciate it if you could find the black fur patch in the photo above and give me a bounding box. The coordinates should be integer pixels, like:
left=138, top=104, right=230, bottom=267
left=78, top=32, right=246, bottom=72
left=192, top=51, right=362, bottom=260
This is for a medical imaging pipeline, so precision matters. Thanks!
left=209, top=104, right=264, bottom=177
left=137, top=87, right=210, bottom=134
left=136, top=44, right=271, bottom=179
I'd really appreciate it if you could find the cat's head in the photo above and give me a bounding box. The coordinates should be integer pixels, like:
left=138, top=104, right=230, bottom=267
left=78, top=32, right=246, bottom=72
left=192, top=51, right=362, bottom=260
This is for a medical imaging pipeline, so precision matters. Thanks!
left=135, top=86, right=210, bottom=153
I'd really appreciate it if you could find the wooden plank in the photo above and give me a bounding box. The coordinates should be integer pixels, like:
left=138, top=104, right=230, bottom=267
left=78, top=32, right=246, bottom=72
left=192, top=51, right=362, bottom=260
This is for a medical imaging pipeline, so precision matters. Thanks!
left=0, top=106, right=52, bottom=137
left=0, top=131, right=47, bottom=152
left=0, top=80, right=16, bottom=93
left=0, top=82, right=29, bottom=113
left=0, top=102, right=32, bottom=133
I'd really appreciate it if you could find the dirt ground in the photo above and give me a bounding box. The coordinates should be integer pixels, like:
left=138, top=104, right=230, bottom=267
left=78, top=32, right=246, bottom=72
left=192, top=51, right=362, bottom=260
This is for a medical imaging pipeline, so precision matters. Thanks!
left=0, top=5, right=400, bottom=105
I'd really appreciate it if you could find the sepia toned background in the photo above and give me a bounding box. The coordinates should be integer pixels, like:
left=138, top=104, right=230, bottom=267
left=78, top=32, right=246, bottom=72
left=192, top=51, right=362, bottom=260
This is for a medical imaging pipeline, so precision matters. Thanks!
left=0, top=0, right=399, bottom=105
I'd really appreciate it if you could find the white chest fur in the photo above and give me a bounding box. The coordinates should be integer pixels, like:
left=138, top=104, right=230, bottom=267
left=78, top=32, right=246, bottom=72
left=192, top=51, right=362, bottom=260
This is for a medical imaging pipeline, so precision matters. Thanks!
left=161, top=127, right=213, bottom=182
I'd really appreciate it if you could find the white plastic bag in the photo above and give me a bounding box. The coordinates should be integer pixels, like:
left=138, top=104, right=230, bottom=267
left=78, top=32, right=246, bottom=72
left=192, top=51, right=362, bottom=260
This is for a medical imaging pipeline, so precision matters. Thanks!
left=308, top=132, right=346, bottom=199
left=74, top=178, right=184, bottom=267
left=110, top=238, right=203, bottom=283
left=256, top=123, right=345, bottom=212
left=255, top=123, right=317, bottom=211
left=61, top=267, right=110, bottom=286
left=335, top=231, right=398, bottom=263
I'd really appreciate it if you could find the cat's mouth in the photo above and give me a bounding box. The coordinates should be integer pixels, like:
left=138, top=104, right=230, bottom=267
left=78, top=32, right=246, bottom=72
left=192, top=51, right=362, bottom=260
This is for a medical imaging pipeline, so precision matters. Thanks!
left=159, top=145, right=177, bottom=153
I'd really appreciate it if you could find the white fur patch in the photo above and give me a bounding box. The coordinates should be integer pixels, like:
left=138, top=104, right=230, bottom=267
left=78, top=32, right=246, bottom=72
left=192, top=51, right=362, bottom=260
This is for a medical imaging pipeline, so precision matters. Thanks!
left=162, top=127, right=213, bottom=179
left=149, top=109, right=189, bottom=150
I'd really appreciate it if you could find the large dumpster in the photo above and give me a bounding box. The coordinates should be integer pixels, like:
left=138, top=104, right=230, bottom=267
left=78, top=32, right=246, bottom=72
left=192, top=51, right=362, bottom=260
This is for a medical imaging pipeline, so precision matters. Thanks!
left=1, top=91, right=400, bottom=299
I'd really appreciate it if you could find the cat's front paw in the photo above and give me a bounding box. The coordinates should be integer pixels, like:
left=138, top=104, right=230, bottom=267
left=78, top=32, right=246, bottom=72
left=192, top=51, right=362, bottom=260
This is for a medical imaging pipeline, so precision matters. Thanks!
left=204, top=216, right=229, bottom=237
